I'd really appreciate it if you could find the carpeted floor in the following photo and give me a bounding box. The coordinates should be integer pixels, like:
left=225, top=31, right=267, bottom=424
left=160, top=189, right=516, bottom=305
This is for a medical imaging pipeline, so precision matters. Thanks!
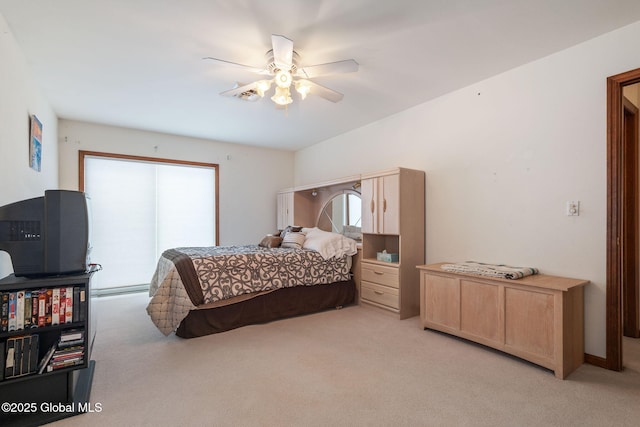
left=49, top=292, right=640, bottom=427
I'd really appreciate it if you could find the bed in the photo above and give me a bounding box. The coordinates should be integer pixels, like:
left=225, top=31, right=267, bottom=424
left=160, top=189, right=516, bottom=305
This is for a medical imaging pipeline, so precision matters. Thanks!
left=146, top=227, right=358, bottom=338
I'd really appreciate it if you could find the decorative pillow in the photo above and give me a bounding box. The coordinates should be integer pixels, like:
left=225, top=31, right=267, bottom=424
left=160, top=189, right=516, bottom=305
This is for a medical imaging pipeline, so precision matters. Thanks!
left=281, top=232, right=306, bottom=249
left=301, top=227, right=358, bottom=260
left=280, top=225, right=303, bottom=238
left=259, top=235, right=283, bottom=248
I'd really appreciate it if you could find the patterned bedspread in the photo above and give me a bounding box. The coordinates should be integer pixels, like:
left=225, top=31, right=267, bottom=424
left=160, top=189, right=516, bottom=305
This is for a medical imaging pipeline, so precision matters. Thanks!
left=146, top=245, right=352, bottom=335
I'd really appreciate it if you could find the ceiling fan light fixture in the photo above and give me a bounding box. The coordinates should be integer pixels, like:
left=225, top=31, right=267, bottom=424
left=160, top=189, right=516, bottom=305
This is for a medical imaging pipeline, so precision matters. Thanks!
left=213, top=34, right=358, bottom=107
left=255, top=79, right=272, bottom=97
left=271, top=86, right=292, bottom=106
left=295, top=80, right=311, bottom=100
left=274, top=69, right=292, bottom=88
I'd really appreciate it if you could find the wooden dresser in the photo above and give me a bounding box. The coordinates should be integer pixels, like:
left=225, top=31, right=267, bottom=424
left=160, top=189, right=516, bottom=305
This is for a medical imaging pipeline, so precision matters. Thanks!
left=417, top=263, right=589, bottom=379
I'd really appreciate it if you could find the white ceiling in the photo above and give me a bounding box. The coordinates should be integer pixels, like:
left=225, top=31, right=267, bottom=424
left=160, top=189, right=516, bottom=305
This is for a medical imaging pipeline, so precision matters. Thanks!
left=2, top=0, right=640, bottom=151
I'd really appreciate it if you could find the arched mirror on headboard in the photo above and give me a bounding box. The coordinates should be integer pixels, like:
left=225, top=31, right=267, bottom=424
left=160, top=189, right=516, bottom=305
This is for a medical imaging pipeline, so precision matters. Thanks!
left=317, top=190, right=362, bottom=241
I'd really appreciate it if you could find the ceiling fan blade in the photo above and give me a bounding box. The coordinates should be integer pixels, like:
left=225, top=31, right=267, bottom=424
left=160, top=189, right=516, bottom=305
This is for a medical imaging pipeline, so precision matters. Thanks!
left=296, top=59, right=359, bottom=79
left=300, top=80, right=344, bottom=103
left=203, top=57, right=268, bottom=75
left=271, top=34, right=294, bottom=69
left=220, top=81, right=257, bottom=96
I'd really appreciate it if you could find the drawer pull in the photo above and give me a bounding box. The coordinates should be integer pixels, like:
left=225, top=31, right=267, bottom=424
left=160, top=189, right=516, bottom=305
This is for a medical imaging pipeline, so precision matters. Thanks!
left=374, top=271, right=384, bottom=275
left=374, top=290, right=384, bottom=295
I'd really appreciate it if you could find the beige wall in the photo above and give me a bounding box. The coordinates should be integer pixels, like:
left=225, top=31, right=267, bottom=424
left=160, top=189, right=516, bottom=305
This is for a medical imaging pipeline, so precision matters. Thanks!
left=5, top=5, right=640, bottom=357
left=0, top=14, right=58, bottom=277
left=294, top=20, right=640, bottom=358
left=58, top=120, right=295, bottom=246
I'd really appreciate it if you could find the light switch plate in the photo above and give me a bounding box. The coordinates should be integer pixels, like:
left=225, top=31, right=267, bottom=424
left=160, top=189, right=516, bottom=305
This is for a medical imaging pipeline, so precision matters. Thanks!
left=566, top=201, right=580, bottom=216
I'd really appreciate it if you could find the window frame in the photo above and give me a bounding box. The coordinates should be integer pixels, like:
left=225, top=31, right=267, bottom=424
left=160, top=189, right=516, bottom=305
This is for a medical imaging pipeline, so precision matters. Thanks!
left=78, top=150, right=219, bottom=246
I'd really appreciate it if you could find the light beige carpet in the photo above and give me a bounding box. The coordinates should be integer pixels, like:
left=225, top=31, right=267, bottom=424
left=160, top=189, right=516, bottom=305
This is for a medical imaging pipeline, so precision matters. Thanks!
left=50, top=292, right=640, bottom=427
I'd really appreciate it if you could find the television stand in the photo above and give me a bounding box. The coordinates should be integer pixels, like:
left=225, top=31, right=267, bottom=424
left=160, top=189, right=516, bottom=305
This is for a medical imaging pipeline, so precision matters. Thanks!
left=0, top=271, right=96, bottom=426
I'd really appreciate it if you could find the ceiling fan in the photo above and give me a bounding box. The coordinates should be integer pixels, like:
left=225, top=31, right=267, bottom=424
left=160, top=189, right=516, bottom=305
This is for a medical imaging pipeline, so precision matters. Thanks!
left=204, top=34, right=358, bottom=107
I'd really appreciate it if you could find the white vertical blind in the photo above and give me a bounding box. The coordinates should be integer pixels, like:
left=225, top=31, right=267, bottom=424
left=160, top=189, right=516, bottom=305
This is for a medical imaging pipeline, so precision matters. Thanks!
left=155, top=163, right=215, bottom=252
left=84, top=156, right=216, bottom=289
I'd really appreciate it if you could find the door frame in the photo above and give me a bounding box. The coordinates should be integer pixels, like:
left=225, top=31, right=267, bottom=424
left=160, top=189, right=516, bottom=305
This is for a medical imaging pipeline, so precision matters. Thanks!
left=606, top=68, right=640, bottom=371
left=622, top=97, right=640, bottom=338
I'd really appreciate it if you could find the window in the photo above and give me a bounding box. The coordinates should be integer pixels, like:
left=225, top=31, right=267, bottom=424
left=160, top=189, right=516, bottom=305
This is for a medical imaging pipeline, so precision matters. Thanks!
left=80, top=151, right=218, bottom=290
left=346, top=193, right=362, bottom=227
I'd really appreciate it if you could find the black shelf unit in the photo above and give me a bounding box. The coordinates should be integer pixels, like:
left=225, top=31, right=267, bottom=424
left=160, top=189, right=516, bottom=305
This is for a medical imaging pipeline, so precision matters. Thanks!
left=0, top=272, right=96, bottom=427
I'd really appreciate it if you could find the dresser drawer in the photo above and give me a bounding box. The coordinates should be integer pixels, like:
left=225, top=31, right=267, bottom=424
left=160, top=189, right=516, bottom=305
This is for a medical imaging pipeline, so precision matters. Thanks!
left=361, top=281, right=399, bottom=309
left=361, top=263, right=399, bottom=288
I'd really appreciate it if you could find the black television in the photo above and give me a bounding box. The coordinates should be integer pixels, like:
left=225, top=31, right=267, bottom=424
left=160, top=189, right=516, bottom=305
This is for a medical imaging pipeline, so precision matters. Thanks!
left=0, top=190, right=92, bottom=278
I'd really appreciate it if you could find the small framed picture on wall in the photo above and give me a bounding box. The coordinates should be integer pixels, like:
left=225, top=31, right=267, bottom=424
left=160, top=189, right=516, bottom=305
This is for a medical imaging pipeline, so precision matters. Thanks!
left=29, top=114, right=42, bottom=172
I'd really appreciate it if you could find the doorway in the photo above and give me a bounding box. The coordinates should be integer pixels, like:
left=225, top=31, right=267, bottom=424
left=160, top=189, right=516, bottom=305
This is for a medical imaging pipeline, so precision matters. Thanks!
left=607, top=69, right=640, bottom=371
left=622, top=92, right=640, bottom=339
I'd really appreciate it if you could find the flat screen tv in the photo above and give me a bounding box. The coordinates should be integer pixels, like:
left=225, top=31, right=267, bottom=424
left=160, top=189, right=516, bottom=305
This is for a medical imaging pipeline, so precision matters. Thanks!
left=0, top=190, right=92, bottom=278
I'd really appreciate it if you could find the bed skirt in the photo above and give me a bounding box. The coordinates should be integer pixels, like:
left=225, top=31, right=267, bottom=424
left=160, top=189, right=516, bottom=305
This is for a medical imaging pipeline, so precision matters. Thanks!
left=175, top=279, right=356, bottom=338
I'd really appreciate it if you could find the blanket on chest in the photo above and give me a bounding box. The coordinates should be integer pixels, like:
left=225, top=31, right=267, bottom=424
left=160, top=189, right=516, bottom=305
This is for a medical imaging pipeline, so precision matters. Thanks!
left=440, top=261, right=538, bottom=280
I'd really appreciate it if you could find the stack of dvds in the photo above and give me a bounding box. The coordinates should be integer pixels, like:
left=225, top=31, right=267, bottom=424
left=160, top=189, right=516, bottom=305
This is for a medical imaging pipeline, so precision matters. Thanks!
left=37, top=329, right=85, bottom=374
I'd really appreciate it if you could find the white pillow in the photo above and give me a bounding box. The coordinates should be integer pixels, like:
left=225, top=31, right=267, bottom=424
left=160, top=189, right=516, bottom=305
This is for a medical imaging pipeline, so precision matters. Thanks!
left=301, top=227, right=358, bottom=260
left=281, top=231, right=306, bottom=249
